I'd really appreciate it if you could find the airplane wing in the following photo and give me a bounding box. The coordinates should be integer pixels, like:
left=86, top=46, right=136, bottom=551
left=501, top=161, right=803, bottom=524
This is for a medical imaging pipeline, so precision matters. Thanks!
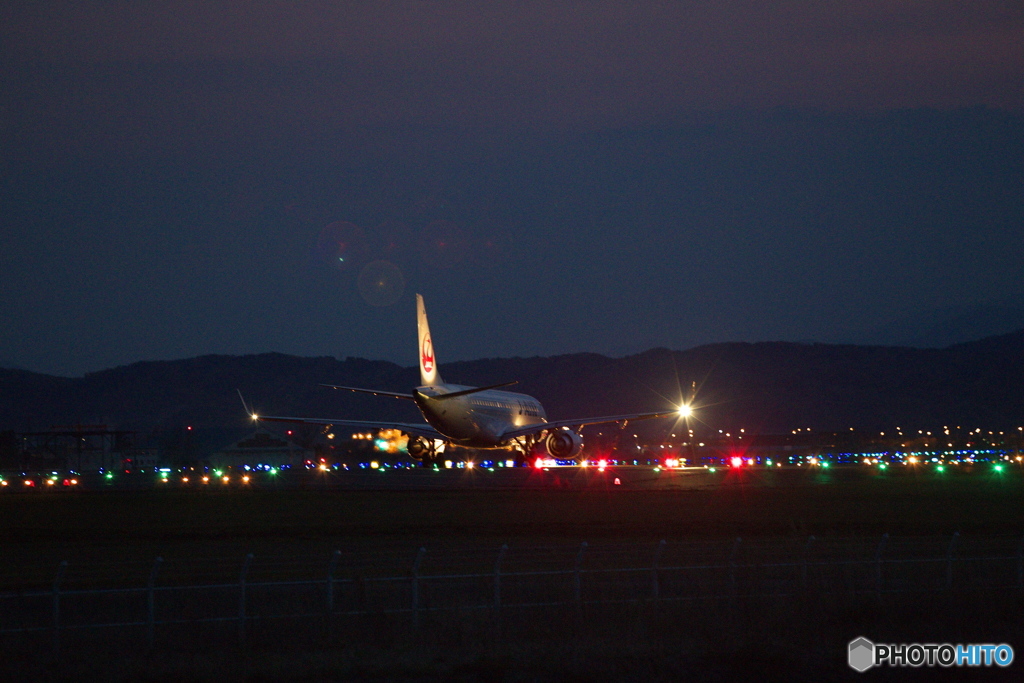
left=319, top=384, right=416, bottom=400
left=500, top=409, right=680, bottom=441
left=254, top=414, right=443, bottom=440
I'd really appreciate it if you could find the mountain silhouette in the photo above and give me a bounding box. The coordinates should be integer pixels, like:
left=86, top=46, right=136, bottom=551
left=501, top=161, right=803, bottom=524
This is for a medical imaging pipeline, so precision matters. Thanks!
left=1, top=331, right=1022, bottom=436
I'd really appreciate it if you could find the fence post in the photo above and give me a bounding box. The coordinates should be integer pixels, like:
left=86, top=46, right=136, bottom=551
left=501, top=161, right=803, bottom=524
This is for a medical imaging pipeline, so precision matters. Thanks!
left=238, top=553, right=254, bottom=646
left=729, top=537, right=742, bottom=597
left=411, top=547, right=425, bottom=633
left=651, top=539, right=666, bottom=600
left=875, top=533, right=889, bottom=597
left=1018, top=534, right=1024, bottom=590
left=326, top=550, right=341, bottom=613
left=945, top=532, right=959, bottom=589
left=52, top=560, right=67, bottom=655
left=493, top=544, right=508, bottom=611
left=147, top=556, right=163, bottom=649
left=325, top=550, right=341, bottom=638
left=574, top=542, right=588, bottom=605
left=802, top=536, right=816, bottom=589
left=493, top=544, right=508, bottom=640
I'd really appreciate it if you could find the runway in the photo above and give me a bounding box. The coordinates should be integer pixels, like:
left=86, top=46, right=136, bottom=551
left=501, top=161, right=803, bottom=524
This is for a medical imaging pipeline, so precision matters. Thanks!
left=12, top=461, right=979, bottom=493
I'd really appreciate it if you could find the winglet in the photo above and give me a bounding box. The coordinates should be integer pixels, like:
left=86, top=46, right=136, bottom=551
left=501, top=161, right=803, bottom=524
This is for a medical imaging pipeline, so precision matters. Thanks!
left=416, top=294, right=442, bottom=386
left=237, top=389, right=258, bottom=421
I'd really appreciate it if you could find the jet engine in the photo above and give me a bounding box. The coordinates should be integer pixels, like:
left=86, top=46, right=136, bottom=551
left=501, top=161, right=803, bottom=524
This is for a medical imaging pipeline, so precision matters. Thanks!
left=544, top=429, right=583, bottom=459
left=407, top=436, right=437, bottom=462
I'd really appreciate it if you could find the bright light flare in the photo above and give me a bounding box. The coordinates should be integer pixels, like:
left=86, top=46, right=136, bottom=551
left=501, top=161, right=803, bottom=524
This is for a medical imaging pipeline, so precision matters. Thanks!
left=677, top=404, right=692, bottom=418
left=730, top=456, right=743, bottom=468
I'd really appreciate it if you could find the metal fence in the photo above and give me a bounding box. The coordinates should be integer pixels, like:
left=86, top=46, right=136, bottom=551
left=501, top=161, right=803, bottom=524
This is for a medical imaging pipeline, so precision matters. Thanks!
left=3, top=533, right=1023, bottom=654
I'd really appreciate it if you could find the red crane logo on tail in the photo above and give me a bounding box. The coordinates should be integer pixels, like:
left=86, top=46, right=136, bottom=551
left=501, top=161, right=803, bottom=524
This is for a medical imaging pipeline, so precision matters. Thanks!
left=421, top=336, right=434, bottom=374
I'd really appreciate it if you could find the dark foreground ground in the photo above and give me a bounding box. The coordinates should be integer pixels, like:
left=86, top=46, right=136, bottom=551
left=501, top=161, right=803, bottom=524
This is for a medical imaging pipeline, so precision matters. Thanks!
left=2, top=465, right=1022, bottom=681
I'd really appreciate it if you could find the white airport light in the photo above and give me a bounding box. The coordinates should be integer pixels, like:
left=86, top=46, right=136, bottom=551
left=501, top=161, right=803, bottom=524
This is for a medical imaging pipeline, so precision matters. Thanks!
left=677, top=404, right=692, bottom=418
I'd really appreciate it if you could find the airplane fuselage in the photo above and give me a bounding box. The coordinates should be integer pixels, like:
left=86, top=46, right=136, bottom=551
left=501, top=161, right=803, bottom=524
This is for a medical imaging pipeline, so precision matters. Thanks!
left=414, top=384, right=547, bottom=448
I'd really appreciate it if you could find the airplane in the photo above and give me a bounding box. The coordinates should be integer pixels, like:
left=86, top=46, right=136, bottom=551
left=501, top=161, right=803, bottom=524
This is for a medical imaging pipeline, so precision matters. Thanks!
left=247, top=294, right=690, bottom=465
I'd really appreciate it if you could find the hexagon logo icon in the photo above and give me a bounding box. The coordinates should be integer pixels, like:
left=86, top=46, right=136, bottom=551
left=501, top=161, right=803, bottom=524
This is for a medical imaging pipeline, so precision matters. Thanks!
left=848, top=637, right=875, bottom=672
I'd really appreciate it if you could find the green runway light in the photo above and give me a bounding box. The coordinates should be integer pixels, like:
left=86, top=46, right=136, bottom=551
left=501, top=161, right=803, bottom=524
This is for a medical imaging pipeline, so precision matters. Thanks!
left=937, top=465, right=945, bottom=472
left=821, top=461, right=830, bottom=469
left=708, top=467, right=716, bottom=473
left=994, top=464, right=1004, bottom=473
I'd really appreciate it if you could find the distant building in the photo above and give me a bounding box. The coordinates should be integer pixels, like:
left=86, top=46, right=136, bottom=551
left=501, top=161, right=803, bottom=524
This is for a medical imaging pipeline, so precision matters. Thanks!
left=212, top=430, right=312, bottom=468
left=15, top=426, right=157, bottom=471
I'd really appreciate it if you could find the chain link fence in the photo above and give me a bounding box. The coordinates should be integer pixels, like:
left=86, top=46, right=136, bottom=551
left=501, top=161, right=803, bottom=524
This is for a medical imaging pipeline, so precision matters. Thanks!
left=2, top=533, right=1023, bottom=655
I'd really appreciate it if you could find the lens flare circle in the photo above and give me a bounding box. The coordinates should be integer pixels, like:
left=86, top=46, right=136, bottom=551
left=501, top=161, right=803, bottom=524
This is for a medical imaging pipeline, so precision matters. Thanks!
left=315, top=221, right=367, bottom=271
left=357, top=260, right=405, bottom=306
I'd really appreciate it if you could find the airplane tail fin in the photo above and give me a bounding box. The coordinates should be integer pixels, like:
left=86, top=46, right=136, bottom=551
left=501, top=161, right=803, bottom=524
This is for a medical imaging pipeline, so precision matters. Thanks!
left=416, top=294, right=442, bottom=386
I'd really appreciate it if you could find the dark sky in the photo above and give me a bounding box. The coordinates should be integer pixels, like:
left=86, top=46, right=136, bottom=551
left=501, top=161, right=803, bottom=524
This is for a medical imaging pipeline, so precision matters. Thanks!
left=2, top=2, right=1023, bottom=377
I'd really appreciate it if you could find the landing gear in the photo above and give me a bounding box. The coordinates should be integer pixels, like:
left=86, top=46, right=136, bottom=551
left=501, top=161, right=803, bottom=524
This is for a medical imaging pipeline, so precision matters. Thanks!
left=510, top=436, right=540, bottom=468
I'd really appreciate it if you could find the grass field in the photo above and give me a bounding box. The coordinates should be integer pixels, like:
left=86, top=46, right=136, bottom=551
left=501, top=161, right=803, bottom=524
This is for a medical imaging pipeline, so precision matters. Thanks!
left=2, top=466, right=1022, bottom=680
left=2, top=465, right=1023, bottom=582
